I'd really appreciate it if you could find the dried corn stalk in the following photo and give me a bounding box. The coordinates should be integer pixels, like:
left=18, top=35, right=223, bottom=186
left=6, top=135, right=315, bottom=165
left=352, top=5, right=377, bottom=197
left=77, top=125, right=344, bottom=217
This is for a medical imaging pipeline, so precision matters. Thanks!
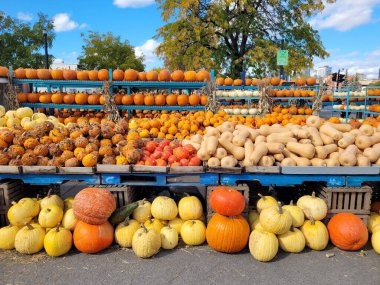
left=312, top=84, right=326, bottom=115
left=3, top=75, right=19, bottom=110
left=201, top=80, right=220, bottom=113
left=258, top=81, right=273, bottom=115
left=101, top=81, right=120, bottom=122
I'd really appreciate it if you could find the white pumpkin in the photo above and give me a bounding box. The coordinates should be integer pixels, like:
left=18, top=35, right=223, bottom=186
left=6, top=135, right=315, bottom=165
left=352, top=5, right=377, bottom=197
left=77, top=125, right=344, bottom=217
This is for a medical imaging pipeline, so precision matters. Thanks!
left=115, top=219, right=140, bottom=248
left=0, top=225, right=20, bottom=250
left=178, top=196, right=203, bottom=221
left=260, top=202, right=292, bottom=235
left=151, top=196, right=178, bottom=220
left=368, top=212, right=380, bottom=234
left=44, top=226, right=72, bottom=257
left=297, top=192, right=327, bottom=221
left=283, top=201, right=305, bottom=227
left=160, top=226, right=179, bottom=250
left=38, top=205, right=63, bottom=228
left=249, top=229, right=278, bottom=262
left=132, top=226, right=161, bottom=258
left=300, top=218, right=329, bottom=251
left=278, top=227, right=305, bottom=253
left=62, top=209, right=77, bottom=231
left=40, top=193, right=64, bottom=209
left=15, top=224, right=45, bottom=254
left=132, top=200, right=152, bottom=223
left=181, top=220, right=206, bottom=246
left=16, top=107, right=33, bottom=119
left=256, top=194, right=277, bottom=213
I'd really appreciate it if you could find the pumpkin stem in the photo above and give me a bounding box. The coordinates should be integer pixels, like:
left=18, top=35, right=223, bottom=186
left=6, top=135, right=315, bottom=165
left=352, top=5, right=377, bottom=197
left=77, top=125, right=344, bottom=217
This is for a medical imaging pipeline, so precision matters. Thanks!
left=56, top=223, right=61, bottom=232
left=310, top=216, right=315, bottom=225
left=312, top=191, right=316, bottom=198
left=26, top=223, right=34, bottom=230
left=141, top=223, right=148, bottom=232
left=258, top=193, right=264, bottom=199
left=139, top=198, right=146, bottom=205
left=289, top=200, right=293, bottom=206
left=11, top=201, right=17, bottom=205
left=184, top=193, right=190, bottom=197
left=278, top=202, right=283, bottom=214
left=290, top=225, right=295, bottom=232
left=47, top=189, right=52, bottom=198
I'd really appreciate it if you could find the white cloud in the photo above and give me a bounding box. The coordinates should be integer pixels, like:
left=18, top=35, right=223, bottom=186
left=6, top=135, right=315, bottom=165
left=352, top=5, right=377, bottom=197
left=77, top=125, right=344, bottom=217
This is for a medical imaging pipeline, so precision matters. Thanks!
left=53, top=13, right=87, bottom=32
left=17, top=12, right=33, bottom=22
left=310, top=0, right=380, bottom=31
left=135, top=39, right=160, bottom=64
left=79, top=23, right=88, bottom=29
left=113, top=0, right=155, bottom=8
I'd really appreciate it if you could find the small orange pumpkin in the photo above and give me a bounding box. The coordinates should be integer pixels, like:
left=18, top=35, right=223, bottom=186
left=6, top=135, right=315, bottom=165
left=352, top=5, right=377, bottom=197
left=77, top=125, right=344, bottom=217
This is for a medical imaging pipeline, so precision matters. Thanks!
left=75, top=93, right=89, bottom=105
left=14, top=68, right=26, bottom=79
left=25, top=69, right=38, bottom=79
left=196, top=70, right=210, bottom=82
left=88, top=94, right=100, bottom=105
left=51, top=70, right=64, bottom=80
left=113, top=69, right=124, bottom=81
left=166, top=94, right=177, bottom=106
left=88, top=70, right=99, bottom=81
left=133, top=93, right=144, bottom=105
left=184, top=71, right=197, bottom=82
left=63, top=70, right=77, bottom=80
left=155, top=94, right=166, bottom=106
left=189, top=94, right=200, bottom=106
left=77, top=70, right=89, bottom=81
left=146, top=70, right=158, bottom=81
left=171, top=70, right=184, bottom=81
left=158, top=70, right=171, bottom=81
left=124, top=69, right=138, bottom=81
left=177, top=94, right=189, bottom=106
left=98, top=69, right=109, bottom=81
left=138, top=72, right=147, bottom=81
left=73, top=221, right=114, bottom=253
left=144, top=94, right=155, bottom=105
left=51, top=93, right=64, bottom=104
left=122, top=95, right=134, bottom=105
left=63, top=93, right=75, bottom=104
left=37, top=69, right=51, bottom=80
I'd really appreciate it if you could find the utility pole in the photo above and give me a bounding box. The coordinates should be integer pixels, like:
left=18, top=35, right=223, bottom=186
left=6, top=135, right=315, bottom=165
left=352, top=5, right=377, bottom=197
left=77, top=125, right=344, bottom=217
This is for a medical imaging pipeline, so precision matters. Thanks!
left=43, top=29, right=49, bottom=69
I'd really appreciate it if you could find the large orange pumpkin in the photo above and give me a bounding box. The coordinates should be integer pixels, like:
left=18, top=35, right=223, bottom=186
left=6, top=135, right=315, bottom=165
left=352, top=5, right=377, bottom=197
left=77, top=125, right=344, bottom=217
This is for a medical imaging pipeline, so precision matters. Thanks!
left=200, top=95, right=208, bottom=106
left=184, top=71, right=197, bottom=82
left=206, top=213, right=250, bottom=253
left=209, top=186, right=245, bottom=216
left=177, top=94, right=189, bottom=106
left=158, top=70, right=171, bottom=81
left=216, top=77, right=224, bottom=86
left=73, top=221, right=114, bottom=253
left=73, top=188, right=116, bottom=225
left=306, top=77, right=317, bottom=86
left=138, top=72, right=147, bottom=81
left=146, top=70, right=158, bottom=81
left=39, top=93, right=52, bottom=103
left=271, top=77, right=281, bottom=86
left=51, top=93, right=64, bottom=104
left=63, top=93, right=75, bottom=104
left=233, top=79, right=242, bottom=86
left=17, top=93, right=28, bottom=103
left=171, top=70, right=184, bottom=81
left=37, top=69, right=51, bottom=80
left=0, top=66, right=9, bottom=77
left=251, top=78, right=260, bottom=86
left=133, top=93, right=144, bottom=105
left=155, top=94, right=166, bottom=106
left=98, top=69, right=109, bottom=81
left=327, top=213, right=368, bottom=251
left=189, top=94, right=200, bottom=106
left=224, top=78, right=233, bottom=86
left=50, top=69, right=63, bottom=80
left=27, top=93, right=39, bottom=103
left=196, top=70, right=210, bottom=82
left=63, top=70, right=77, bottom=80
left=295, top=78, right=306, bottom=86
left=144, top=94, right=155, bottom=105
left=88, top=70, right=99, bottom=81
left=25, top=69, right=38, bottom=79
left=88, top=94, right=100, bottom=105
left=114, top=94, right=123, bottom=105
left=122, top=95, right=134, bottom=105
left=124, top=69, right=138, bottom=81
left=77, top=70, right=89, bottom=81
left=75, top=93, right=89, bottom=105
left=14, top=68, right=26, bottom=79
left=113, top=69, right=124, bottom=81
left=166, top=94, right=177, bottom=106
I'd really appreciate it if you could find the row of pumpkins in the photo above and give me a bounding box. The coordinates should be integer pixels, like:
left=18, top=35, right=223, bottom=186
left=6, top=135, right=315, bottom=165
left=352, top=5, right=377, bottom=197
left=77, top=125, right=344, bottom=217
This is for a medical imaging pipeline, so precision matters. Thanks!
left=0, top=187, right=379, bottom=261
left=215, top=77, right=317, bottom=87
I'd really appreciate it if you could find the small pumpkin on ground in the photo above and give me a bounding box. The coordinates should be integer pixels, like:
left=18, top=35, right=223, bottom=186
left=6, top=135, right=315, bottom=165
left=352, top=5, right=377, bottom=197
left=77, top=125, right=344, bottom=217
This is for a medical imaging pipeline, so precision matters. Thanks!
left=73, top=221, right=114, bottom=253
left=209, top=186, right=245, bottom=216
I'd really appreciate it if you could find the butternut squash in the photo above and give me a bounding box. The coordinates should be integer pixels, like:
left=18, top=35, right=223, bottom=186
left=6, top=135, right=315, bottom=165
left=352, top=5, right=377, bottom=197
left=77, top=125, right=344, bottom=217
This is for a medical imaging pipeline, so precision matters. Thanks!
left=234, top=128, right=250, bottom=139
left=306, top=116, right=322, bottom=128
left=190, top=134, right=203, bottom=144
left=357, top=155, right=370, bottom=166
left=259, top=125, right=288, bottom=136
left=217, top=122, right=234, bottom=133
left=338, top=133, right=355, bottom=149
left=206, top=136, right=218, bottom=155
left=320, top=124, right=343, bottom=141
left=220, top=131, right=233, bottom=142
left=205, top=127, right=220, bottom=137
left=326, top=123, right=352, bottom=132
left=274, top=153, right=284, bottom=162
left=307, top=127, right=323, bottom=146
left=349, top=129, right=362, bottom=138
left=311, top=158, right=326, bottom=167
left=291, top=128, right=310, bottom=139
left=232, top=135, right=247, bottom=147
left=338, top=145, right=358, bottom=166
left=197, top=141, right=211, bottom=161
left=329, top=152, right=340, bottom=160
left=208, top=157, right=221, bottom=168
left=267, top=132, right=296, bottom=144
left=299, top=139, right=312, bottom=144
left=218, top=137, right=245, bottom=160
left=363, top=144, right=380, bottom=162
left=315, top=144, right=338, bottom=159
left=266, top=143, right=285, bottom=154
left=325, top=158, right=340, bottom=167
left=255, top=135, right=267, bottom=143
left=376, top=156, right=380, bottom=166
left=320, top=133, right=334, bottom=145
left=249, top=142, right=268, bottom=166
left=215, top=148, right=228, bottom=160
left=182, top=140, right=201, bottom=151
left=355, top=134, right=380, bottom=149
left=281, top=157, right=296, bottom=166
left=235, top=125, right=259, bottom=141
left=359, top=125, right=374, bottom=136
left=286, top=142, right=315, bottom=159
left=288, top=154, right=311, bottom=166
left=221, top=156, right=237, bottom=168
left=258, top=156, right=275, bottom=166
left=242, top=140, right=254, bottom=166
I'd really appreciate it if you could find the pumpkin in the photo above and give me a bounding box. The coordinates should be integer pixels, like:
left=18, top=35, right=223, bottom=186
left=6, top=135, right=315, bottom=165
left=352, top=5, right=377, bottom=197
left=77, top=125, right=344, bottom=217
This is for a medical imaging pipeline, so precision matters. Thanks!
left=38, top=205, right=64, bottom=228
left=249, top=229, right=278, bottom=262
left=158, top=70, right=171, bottom=81
left=248, top=210, right=259, bottom=230
left=41, top=193, right=64, bottom=209
left=146, top=70, right=158, bottom=81
left=64, top=197, right=74, bottom=211
left=166, top=94, right=177, bottom=106
left=200, top=95, right=208, bottom=105
left=144, top=218, right=164, bottom=234
left=270, top=77, right=280, bottom=86
left=14, top=68, right=26, bottom=79
left=278, top=227, right=305, bottom=253
left=133, top=200, right=152, bottom=223
left=27, top=92, right=39, bottom=103
left=300, top=218, right=329, bottom=251
left=283, top=201, right=305, bottom=227
left=168, top=217, right=184, bottom=236
left=77, top=70, right=89, bottom=80
left=132, top=225, right=161, bottom=258
left=0, top=225, right=20, bottom=250
left=62, top=208, right=77, bottom=231
left=51, top=92, right=63, bottom=104
left=295, top=78, right=306, bottom=86
left=256, top=194, right=277, bottom=213
left=216, top=77, right=224, bottom=85
left=177, top=94, right=189, bottom=106
left=144, top=94, right=155, bottom=105
left=113, top=69, right=124, bottom=81
left=196, top=70, right=210, bottom=82
left=181, top=220, right=206, bottom=246
left=371, top=201, right=380, bottom=213
left=224, top=78, right=233, bottom=86
left=73, top=188, right=116, bottom=225
left=37, top=69, right=51, bottom=80
left=63, top=93, right=75, bottom=104
left=327, top=213, right=368, bottom=251
left=209, top=186, right=245, bottom=216
left=153, top=94, right=165, bottom=106
left=306, top=77, right=317, bottom=86
left=368, top=212, right=380, bottom=233
left=206, top=213, right=249, bottom=253
left=372, top=229, right=380, bottom=254
left=17, top=92, right=28, bottom=102
left=122, top=95, right=134, bottom=105
left=51, top=69, right=64, bottom=80
left=124, top=69, right=138, bottom=81
left=82, top=153, right=98, bottom=167
left=15, top=224, right=45, bottom=254
left=259, top=202, right=292, bottom=235
left=151, top=196, right=178, bottom=220
left=136, top=71, right=146, bottom=81
left=75, top=92, right=88, bottom=105
left=184, top=71, right=197, bottom=82
left=160, top=226, right=179, bottom=249
left=87, top=70, right=98, bottom=81
left=233, top=79, right=242, bottom=86
left=63, top=70, right=77, bottom=80
left=178, top=195, right=203, bottom=221
left=98, top=69, right=109, bottom=81
left=171, top=70, right=184, bottom=81
left=25, top=68, right=38, bottom=79
left=44, top=226, right=73, bottom=257
left=115, top=219, right=140, bottom=248
left=8, top=198, right=40, bottom=226
left=73, top=221, right=114, bottom=253
left=297, top=192, right=327, bottom=221
left=188, top=94, right=200, bottom=106
left=133, top=93, right=144, bottom=105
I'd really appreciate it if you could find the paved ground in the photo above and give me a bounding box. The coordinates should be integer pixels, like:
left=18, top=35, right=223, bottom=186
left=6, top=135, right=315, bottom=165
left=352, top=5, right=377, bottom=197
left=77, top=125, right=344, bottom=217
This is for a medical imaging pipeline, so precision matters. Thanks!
left=0, top=243, right=379, bottom=285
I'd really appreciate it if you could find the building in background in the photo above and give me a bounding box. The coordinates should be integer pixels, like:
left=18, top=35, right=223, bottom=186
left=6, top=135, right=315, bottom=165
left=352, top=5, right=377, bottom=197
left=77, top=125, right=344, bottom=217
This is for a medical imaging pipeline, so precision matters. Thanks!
left=50, top=59, right=78, bottom=70
left=355, top=73, right=366, bottom=80
left=313, top=66, right=332, bottom=78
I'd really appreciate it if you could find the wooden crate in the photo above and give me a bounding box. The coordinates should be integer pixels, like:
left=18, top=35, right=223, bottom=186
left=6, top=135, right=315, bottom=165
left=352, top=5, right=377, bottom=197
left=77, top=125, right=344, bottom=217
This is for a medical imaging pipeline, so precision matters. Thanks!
left=206, top=184, right=249, bottom=222
left=88, top=185, right=137, bottom=208
left=318, top=186, right=372, bottom=225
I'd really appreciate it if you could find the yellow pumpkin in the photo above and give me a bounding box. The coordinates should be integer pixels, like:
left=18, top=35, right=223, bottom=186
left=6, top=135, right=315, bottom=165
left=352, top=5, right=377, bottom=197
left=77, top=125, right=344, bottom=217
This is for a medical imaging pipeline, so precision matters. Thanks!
left=115, top=219, right=140, bottom=248
left=38, top=205, right=63, bottom=228
left=256, top=194, right=277, bottom=213
left=0, top=225, right=20, bottom=250
left=368, top=212, right=380, bottom=233
left=249, top=229, right=278, bottom=262
left=132, top=226, right=161, bottom=258
left=8, top=198, right=40, bottom=227
left=297, top=192, right=327, bottom=221
left=248, top=210, right=259, bottom=226
left=300, top=218, right=329, bottom=251
left=373, top=230, right=380, bottom=254
left=168, top=217, right=184, bottom=236
left=64, top=197, right=74, bottom=212
left=132, top=200, right=152, bottom=223
left=160, top=226, right=179, bottom=249
left=278, top=227, right=305, bottom=253
left=178, top=196, right=203, bottom=221
left=44, top=226, right=73, bottom=257
left=40, top=193, right=64, bottom=209
left=283, top=201, right=305, bottom=227
left=151, top=196, right=178, bottom=220
left=259, top=202, right=292, bottom=235
left=62, top=208, right=77, bottom=231
left=15, top=107, right=33, bottom=119
left=15, top=224, right=45, bottom=254
left=144, top=218, right=164, bottom=234
left=181, top=220, right=206, bottom=246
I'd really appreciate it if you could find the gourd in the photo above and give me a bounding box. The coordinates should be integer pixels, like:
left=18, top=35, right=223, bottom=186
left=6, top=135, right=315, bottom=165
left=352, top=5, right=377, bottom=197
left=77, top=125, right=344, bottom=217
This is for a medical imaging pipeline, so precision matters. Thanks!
left=208, top=157, right=221, bottom=167
left=249, top=229, right=278, bottom=262
left=242, top=139, right=254, bottom=166
left=259, top=202, right=292, bottom=235
left=8, top=198, right=40, bottom=226
left=168, top=217, right=184, bottom=236
left=40, top=192, right=64, bottom=209
left=144, top=218, right=164, bottom=233
left=132, top=225, right=161, bottom=258
left=315, top=144, right=338, bottom=159
left=283, top=201, right=305, bottom=227
left=355, top=134, right=380, bottom=149
left=300, top=218, right=329, bottom=250
left=15, top=224, right=45, bottom=254
left=160, top=226, right=178, bottom=250
left=182, top=140, right=200, bottom=151
left=338, top=145, right=358, bottom=166
left=44, top=225, right=73, bottom=257
left=368, top=212, right=380, bottom=233
left=307, top=127, right=323, bottom=146
left=306, top=116, right=321, bottom=128
left=151, top=196, right=178, bottom=220
left=221, top=156, right=237, bottom=167
left=64, top=197, right=74, bottom=211
left=266, top=143, right=284, bottom=154
left=311, top=158, right=327, bottom=166
left=278, top=227, right=305, bottom=253
left=256, top=194, right=277, bottom=213
left=209, top=186, right=245, bottom=216
left=132, top=200, right=152, bottom=223
left=286, top=142, right=315, bottom=159
left=266, top=132, right=296, bottom=144
left=109, top=201, right=139, bottom=225
left=190, top=134, right=203, bottom=144
left=206, top=136, right=218, bottom=155
left=338, top=133, right=355, bottom=149
left=218, top=137, right=245, bottom=160
left=178, top=195, right=203, bottom=220
left=38, top=205, right=64, bottom=228
left=115, top=219, right=140, bottom=248
left=0, top=225, right=20, bottom=249
left=325, top=158, right=340, bottom=167
left=320, top=124, right=343, bottom=141
left=62, top=208, right=77, bottom=231
left=216, top=122, right=234, bottom=133
left=363, top=144, right=380, bottom=162
left=181, top=220, right=206, bottom=246
left=215, top=148, right=228, bottom=160
left=249, top=142, right=268, bottom=165
left=297, top=192, right=327, bottom=221
left=320, top=133, right=334, bottom=145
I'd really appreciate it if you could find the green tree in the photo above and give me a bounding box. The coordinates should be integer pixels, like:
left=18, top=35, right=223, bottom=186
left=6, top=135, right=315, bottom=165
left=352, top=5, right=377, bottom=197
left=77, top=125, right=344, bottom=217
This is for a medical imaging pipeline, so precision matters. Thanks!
left=156, top=0, right=332, bottom=78
left=78, top=31, right=145, bottom=71
left=0, top=11, right=55, bottom=68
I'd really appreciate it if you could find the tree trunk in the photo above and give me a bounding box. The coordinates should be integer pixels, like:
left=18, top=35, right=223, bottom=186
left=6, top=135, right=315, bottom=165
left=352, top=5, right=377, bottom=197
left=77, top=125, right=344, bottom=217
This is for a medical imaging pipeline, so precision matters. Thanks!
left=230, top=58, right=243, bottom=79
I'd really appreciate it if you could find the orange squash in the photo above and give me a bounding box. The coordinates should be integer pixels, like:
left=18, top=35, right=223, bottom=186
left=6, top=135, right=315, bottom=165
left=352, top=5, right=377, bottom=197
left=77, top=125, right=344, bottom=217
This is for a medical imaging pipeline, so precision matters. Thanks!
left=295, top=78, right=306, bottom=86
left=233, top=79, right=242, bottom=86
left=88, top=70, right=99, bottom=81
left=14, top=68, right=26, bottom=79
left=25, top=69, right=38, bottom=79
left=73, top=221, right=114, bottom=253
left=77, top=70, right=89, bottom=81
left=75, top=93, right=89, bottom=105
left=209, top=186, right=245, bottom=216
left=200, top=95, right=208, bottom=105
left=158, top=69, right=171, bottom=81
left=184, top=71, right=197, bottom=82
left=146, top=70, right=158, bottom=81
left=51, top=70, right=64, bottom=80
left=98, top=69, right=109, bottom=81
left=114, top=94, right=123, bottom=105
left=171, top=70, right=184, bottom=81
left=177, top=94, right=189, bottom=106
left=37, top=69, right=51, bottom=80
left=306, top=77, right=317, bottom=86
left=113, top=69, right=124, bottom=81
left=124, top=69, right=138, bottom=81
left=271, top=77, right=281, bottom=86
left=39, top=93, right=52, bottom=103
left=63, top=70, right=77, bottom=80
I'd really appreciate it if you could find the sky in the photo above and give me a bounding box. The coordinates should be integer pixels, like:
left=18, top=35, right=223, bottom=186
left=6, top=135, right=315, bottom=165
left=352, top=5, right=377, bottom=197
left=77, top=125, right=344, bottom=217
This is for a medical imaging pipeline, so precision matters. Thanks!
left=1, top=0, right=380, bottom=79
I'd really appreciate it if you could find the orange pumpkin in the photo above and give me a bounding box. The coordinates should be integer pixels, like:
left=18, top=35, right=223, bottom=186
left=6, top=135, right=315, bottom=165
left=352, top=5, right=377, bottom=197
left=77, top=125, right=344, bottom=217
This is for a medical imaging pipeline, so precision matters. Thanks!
left=216, top=77, right=224, bottom=86
left=189, top=94, right=200, bottom=106
left=25, top=69, right=38, bottom=79
left=206, top=213, right=250, bottom=253
left=113, top=69, right=124, bottom=81
left=63, top=93, right=75, bottom=104
left=251, top=78, right=261, bottom=86
left=39, top=93, right=52, bottom=103
left=0, top=66, right=9, bottom=77
left=144, top=94, right=155, bottom=105
left=166, top=94, right=178, bottom=106
left=224, top=78, right=233, bottom=86
left=124, top=69, right=138, bottom=81
left=63, top=70, right=77, bottom=80
left=306, top=77, right=317, bottom=86
left=51, top=93, right=64, bottom=104
left=209, top=186, right=245, bottom=216
left=184, top=71, right=197, bottom=82
left=177, top=94, right=189, bottom=106
left=270, top=77, right=281, bottom=86
left=114, top=94, right=123, bottom=105
left=245, top=78, right=252, bottom=86
left=88, top=70, right=99, bottom=81
left=77, top=70, right=89, bottom=81
left=122, top=95, right=134, bottom=105
left=196, top=70, right=210, bottom=82
left=233, top=79, right=242, bottom=86
left=295, top=78, right=306, bottom=86
left=99, top=95, right=105, bottom=105
left=158, top=70, right=171, bottom=81
left=37, top=69, right=51, bottom=80
left=73, top=221, right=114, bottom=253
left=327, top=213, right=368, bottom=251
left=155, top=94, right=166, bottom=106
left=75, top=93, right=89, bottom=105
left=98, top=69, right=109, bottom=81
left=138, top=72, right=147, bottom=81
left=27, top=93, right=39, bottom=103
left=88, top=94, right=100, bottom=105
left=171, top=70, right=184, bottom=81
left=146, top=70, right=158, bottom=81
left=133, top=93, right=144, bottom=105
left=14, top=68, right=26, bottom=79
left=17, top=93, right=28, bottom=103
left=51, top=70, right=64, bottom=80
left=200, top=95, right=208, bottom=105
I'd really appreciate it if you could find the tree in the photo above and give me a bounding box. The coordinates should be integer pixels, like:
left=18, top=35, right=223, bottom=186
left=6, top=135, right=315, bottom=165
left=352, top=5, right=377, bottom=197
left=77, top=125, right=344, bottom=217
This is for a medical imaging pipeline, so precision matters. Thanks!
left=156, top=0, right=332, bottom=78
left=78, top=31, right=145, bottom=71
left=0, top=11, right=55, bottom=68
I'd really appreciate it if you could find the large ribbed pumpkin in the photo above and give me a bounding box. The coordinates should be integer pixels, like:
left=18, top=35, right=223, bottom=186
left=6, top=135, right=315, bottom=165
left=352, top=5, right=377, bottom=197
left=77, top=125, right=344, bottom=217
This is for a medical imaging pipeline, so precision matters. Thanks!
left=73, top=221, right=114, bottom=253
left=25, top=69, right=38, bottom=79
left=73, top=188, right=116, bottom=225
left=158, top=70, right=171, bottom=81
left=146, top=70, right=158, bottom=81
left=124, top=69, right=138, bottom=81
left=51, top=70, right=64, bottom=80
left=138, top=72, right=147, bottom=81
left=77, top=70, right=89, bottom=81
left=14, top=68, right=26, bottom=79
left=196, top=70, right=210, bottom=82
left=63, top=70, right=77, bottom=80
left=0, top=66, right=9, bottom=77
left=209, top=186, right=245, bottom=216
left=37, top=69, right=51, bottom=80
left=98, top=69, right=109, bottom=81
left=171, top=70, right=184, bottom=81
left=206, top=213, right=249, bottom=253
left=88, top=70, right=99, bottom=81
left=113, top=69, right=124, bottom=81
left=327, top=213, right=368, bottom=251
left=184, top=71, right=197, bottom=82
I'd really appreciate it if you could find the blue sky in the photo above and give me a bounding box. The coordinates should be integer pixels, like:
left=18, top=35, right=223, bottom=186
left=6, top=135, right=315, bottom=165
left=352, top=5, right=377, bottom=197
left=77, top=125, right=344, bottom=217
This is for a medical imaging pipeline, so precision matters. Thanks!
left=1, top=0, right=380, bottom=78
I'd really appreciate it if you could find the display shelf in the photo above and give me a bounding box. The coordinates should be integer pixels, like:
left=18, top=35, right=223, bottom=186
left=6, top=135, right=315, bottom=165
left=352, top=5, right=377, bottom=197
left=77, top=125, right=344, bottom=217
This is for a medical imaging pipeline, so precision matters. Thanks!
left=21, top=103, right=103, bottom=110
left=118, top=105, right=204, bottom=111
left=366, top=111, right=380, bottom=116
left=13, top=79, right=105, bottom=87
left=112, top=81, right=206, bottom=89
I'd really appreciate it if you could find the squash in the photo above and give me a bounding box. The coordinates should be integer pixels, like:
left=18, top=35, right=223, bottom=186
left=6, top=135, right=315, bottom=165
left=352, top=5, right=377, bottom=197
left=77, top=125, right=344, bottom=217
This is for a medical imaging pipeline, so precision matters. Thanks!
left=249, top=229, right=278, bottom=262
left=144, top=218, right=164, bottom=234
left=209, top=186, right=245, bottom=216
left=206, top=136, right=218, bottom=155
left=0, top=225, right=20, bottom=250
left=250, top=142, right=268, bottom=165
left=320, top=133, right=335, bottom=145
left=368, top=212, right=380, bottom=233
left=73, top=221, right=114, bottom=253
left=357, top=155, right=370, bottom=166
left=281, top=157, right=297, bottom=166
left=372, top=229, right=380, bottom=254
left=15, top=224, right=45, bottom=254
left=274, top=153, right=285, bottom=162
left=64, top=197, right=74, bottom=211
left=160, top=226, right=178, bottom=250
left=151, top=196, right=178, bottom=221
left=221, top=156, right=237, bottom=167
left=232, top=135, right=247, bottom=147
left=109, top=201, right=139, bottom=225
left=44, top=226, right=73, bottom=257
left=208, top=157, right=221, bottom=167
left=132, top=200, right=152, bottom=223
left=306, top=116, right=322, bottom=128
left=259, top=125, right=289, bottom=136
left=259, top=155, right=275, bottom=166
left=266, top=132, right=296, bottom=144
left=355, top=134, right=380, bottom=149
left=259, top=202, right=292, bottom=234
left=178, top=195, right=203, bottom=221
left=363, top=144, right=380, bottom=162
left=320, top=124, right=343, bottom=141
left=283, top=201, right=305, bottom=227
left=218, top=137, right=245, bottom=160
left=255, top=135, right=267, bottom=143
left=315, top=144, right=338, bottom=159
left=115, top=218, right=140, bottom=248
left=8, top=198, right=40, bottom=226
left=197, top=141, right=211, bottom=161
left=307, top=127, right=323, bottom=146
left=40, top=192, right=64, bottom=209
left=62, top=208, right=77, bottom=231
left=327, top=213, right=368, bottom=251
left=181, top=220, right=206, bottom=246
left=291, top=128, right=310, bottom=139
left=286, top=142, right=315, bottom=159
left=297, top=192, right=327, bottom=221
left=311, top=157, right=326, bottom=166
left=168, top=217, right=184, bottom=236
left=327, top=123, right=352, bottom=132
left=215, top=148, right=228, bottom=160
left=300, top=218, right=329, bottom=250
left=278, top=227, right=305, bottom=253
left=132, top=225, right=161, bottom=258
left=266, top=143, right=285, bottom=154
left=359, top=124, right=374, bottom=136
left=248, top=210, right=259, bottom=230
left=338, top=145, right=358, bottom=166
left=338, top=133, right=355, bottom=149
left=256, top=194, right=277, bottom=213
